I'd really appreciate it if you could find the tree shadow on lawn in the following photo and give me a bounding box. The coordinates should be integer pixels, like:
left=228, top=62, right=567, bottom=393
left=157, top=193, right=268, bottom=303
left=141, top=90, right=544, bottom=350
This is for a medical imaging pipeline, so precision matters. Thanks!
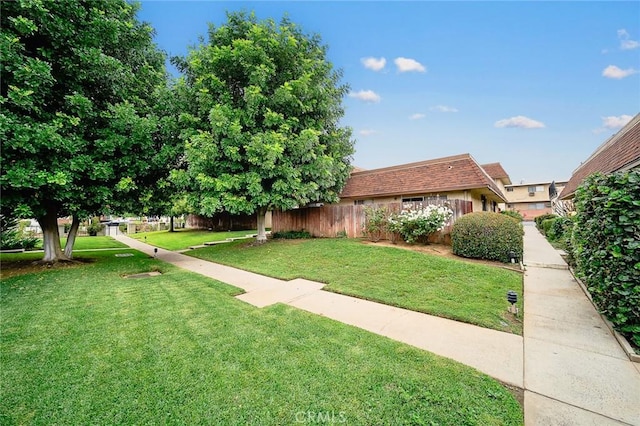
left=0, top=258, right=95, bottom=279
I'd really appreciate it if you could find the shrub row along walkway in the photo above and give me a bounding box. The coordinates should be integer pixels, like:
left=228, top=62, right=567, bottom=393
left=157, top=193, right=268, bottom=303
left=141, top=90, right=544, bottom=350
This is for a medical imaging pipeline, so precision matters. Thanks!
left=522, top=222, right=639, bottom=425
left=113, top=228, right=640, bottom=425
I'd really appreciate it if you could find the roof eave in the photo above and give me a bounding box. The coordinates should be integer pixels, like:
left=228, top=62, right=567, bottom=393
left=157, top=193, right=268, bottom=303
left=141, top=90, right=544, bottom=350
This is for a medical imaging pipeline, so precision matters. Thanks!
left=341, top=184, right=508, bottom=201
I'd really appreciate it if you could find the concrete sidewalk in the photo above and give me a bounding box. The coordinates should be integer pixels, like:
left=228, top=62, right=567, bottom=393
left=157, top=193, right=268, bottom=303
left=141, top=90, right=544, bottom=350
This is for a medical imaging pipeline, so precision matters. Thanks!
left=114, top=230, right=640, bottom=425
left=522, top=222, right=640, bottom=426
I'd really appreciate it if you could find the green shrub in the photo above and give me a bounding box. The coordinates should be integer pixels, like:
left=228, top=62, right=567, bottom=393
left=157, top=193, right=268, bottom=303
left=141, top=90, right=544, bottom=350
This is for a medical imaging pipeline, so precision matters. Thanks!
left=541, top=218, right=555, bottom=238
left=272, top=230, right=312, bottom=239
left=119, top=223, right=128, bottom=233
left=500, top=210, right=523, bottom=221
left=573, top=170, right=640, bottom=347
left=563, top=234, right=577, bottom=268
left=387, top=205, right=453, bottom=244
left=1, top=217, right=22, bottom=250
left=534, top=213, right=557, bottom=232
left=451, top=212, right=523, bottom=263
left=362, top=206, right=387, bottom=242
left=1, top=215, right=40, bottom=250
left=548, top=216, right=573, bottom=241
left=87, top=217, right=104, bottom=236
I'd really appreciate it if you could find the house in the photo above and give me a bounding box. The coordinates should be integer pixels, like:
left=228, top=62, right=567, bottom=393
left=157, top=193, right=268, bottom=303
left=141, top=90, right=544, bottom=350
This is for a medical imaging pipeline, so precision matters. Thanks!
left=270, top=153, right=510, bottom=239
left=338, top=153, right=508, bottom=212
left=481, top=162, right=512, bottom=210
left=504, top=181, right=568, bottom=220
left=555, top=113, right=640, bottom=214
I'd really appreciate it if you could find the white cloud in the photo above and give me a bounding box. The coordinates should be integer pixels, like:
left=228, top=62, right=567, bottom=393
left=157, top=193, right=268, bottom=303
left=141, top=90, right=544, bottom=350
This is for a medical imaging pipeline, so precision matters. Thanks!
left=361, top=57, right=386, bottom=71
left=494, top=116, right=545, bottom=129
left=394, top=57, right=426, bottom=73
left=601, top=114, right=633, bottom=129
left=409, top=113, right=425, bottom=120
left=348, top=90, right=381, bottom=103
left=602, top=65, right=638, bottom=79
left=430, top=105, right=458, bottom=113
left=617, top=29, right=629, bottom=38
left=621, top=40, right=640, bottom=50
left=359, top=129, right=377, bottom=136
left=618, top=29, right=639, bottom=50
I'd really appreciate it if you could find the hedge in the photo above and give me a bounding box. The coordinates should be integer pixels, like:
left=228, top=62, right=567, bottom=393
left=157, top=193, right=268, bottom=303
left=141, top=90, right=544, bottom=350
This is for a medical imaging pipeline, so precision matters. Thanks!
left=547, top=216, right=573, bottom=241
left=534, top=213, right=556, bottom=232
left=541, top=218, right=555, bottom=237
left=451, top=212, right=523, bottom=263
left=573, top=170, right=640, bottom=347
left=500, top=210, right=523, bottom=222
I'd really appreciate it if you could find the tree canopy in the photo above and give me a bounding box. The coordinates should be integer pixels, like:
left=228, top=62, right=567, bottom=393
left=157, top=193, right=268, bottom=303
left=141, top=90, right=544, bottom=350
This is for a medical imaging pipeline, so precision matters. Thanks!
left=172, top=12, right=354, bottom=242
left=0, top=0, right=175, bottom=261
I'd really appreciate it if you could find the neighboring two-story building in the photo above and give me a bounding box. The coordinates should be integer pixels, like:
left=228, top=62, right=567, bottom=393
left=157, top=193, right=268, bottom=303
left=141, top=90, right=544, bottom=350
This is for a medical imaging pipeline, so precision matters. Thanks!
left=504, top=180, right=568, bottom=221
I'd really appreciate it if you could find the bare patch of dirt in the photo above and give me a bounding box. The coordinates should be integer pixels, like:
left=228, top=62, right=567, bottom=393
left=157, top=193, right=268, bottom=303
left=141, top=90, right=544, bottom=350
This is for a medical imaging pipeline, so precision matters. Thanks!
left=0, top=258, right=91, bottom=279
left=501, top=382, right=525, bottom=407
left=361, top=240, right=523, bottom=272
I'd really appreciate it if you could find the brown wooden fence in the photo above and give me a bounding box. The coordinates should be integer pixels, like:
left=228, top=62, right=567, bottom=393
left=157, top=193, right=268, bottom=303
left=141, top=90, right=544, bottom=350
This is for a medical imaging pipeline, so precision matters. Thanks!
left=272, top=199, right=473, bottom=240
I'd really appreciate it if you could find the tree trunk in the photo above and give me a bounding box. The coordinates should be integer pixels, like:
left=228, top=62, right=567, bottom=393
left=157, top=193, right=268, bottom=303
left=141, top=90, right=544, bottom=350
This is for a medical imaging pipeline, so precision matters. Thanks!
left=256, top=207, right=267, bottom=244
left=37, top=207, right=69, bottom=262
left=63, top=215, right=81, bottom=259
left=170, top=216, right=175, bottom=232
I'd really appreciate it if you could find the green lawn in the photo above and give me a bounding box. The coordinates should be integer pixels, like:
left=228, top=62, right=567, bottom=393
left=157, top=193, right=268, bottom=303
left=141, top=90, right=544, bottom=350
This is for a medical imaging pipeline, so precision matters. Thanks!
left=61, top=236, right=129, bottom=250
left=130, top=229, right=257, bottom=250
left=15, top=236, right=127, bottom=252
left=0, top=251, right=522, bottom=425
left=188, top=238, right=524, bottom=334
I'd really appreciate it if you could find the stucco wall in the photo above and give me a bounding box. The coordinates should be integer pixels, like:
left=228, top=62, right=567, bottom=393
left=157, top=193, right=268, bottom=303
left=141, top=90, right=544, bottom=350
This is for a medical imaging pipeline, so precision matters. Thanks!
left=339, top=190, right=493, bottom=211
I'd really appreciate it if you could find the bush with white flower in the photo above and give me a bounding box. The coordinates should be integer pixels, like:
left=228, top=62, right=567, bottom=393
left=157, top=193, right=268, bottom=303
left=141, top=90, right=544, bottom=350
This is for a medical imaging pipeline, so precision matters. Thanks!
left=388, top=204, right=453, bottom=244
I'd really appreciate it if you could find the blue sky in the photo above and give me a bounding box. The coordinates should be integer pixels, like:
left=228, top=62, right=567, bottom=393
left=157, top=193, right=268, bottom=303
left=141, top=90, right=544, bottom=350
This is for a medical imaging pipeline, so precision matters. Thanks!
left=137, top=1, right=640, bottom=183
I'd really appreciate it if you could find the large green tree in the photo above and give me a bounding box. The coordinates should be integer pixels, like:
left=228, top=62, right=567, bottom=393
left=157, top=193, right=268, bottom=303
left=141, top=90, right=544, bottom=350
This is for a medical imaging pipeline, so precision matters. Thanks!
left=172, top=12, right=354, bottom=242
left=1, top=0, right=173, bottom=261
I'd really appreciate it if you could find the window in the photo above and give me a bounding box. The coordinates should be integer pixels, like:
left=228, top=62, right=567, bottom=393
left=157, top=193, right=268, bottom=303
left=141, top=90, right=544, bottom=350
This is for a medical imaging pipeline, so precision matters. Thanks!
left=402, top=195, right=447, bottom=203
left=402, top=197, right=424, bottom=203
left=354, top=200, right=365, bottom=205
left=527, top=186, right=544, bottom=193
left=506, top=187, right=514, bottom=192
left=529, top=203, right=547, bottom=210
left=424, top=195, right=447, bottom=202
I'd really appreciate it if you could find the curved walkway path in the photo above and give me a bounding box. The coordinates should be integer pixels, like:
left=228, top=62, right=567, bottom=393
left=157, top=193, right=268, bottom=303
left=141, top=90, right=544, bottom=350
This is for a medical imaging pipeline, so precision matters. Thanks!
left=113, top=225, right=640, bottom=425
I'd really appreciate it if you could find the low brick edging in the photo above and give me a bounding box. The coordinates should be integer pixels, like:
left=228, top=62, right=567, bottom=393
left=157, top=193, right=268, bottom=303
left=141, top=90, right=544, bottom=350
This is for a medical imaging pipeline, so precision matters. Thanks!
left=569, top=268, right=640, bottom=363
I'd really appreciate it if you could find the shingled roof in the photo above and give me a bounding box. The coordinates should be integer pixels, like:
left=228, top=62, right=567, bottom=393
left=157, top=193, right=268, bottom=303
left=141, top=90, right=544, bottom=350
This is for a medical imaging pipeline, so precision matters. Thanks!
left=561, top=113, right=640, bottom=200
left=340, top=153, right=507, bottom=202
left=481, top=162, right=512, bottom=185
